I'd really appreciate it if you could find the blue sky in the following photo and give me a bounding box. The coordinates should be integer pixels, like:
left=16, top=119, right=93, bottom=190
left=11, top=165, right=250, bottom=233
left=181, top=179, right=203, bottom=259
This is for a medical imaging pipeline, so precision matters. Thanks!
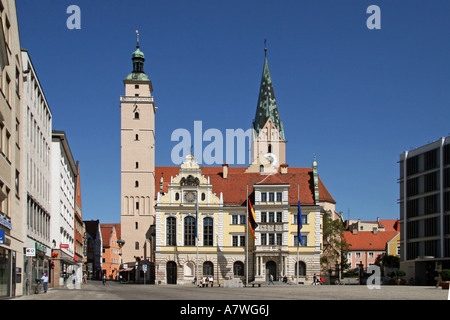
left=16, top=1, right=450, bottom=223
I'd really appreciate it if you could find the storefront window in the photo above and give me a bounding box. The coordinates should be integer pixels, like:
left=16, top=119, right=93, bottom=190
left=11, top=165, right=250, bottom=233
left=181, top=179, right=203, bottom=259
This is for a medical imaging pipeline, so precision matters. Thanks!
left=0, top=248, right=10, bottom=297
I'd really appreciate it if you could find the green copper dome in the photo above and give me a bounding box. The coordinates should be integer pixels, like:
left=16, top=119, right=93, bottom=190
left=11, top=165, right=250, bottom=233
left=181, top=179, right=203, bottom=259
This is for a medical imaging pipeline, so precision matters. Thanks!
left=132, top=48, right=145, bottom=59
left=125, top=31, right=150, bottom=81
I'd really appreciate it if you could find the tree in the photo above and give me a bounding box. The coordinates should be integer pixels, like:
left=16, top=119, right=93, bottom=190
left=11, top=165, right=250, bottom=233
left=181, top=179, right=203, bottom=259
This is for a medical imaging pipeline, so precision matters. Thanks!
left=321, top=211, right=350, bottom=275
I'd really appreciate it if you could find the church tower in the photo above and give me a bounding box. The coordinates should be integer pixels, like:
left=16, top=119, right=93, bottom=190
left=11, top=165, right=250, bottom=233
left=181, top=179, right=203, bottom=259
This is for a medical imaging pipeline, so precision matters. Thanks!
left=120, top=32, right=157, bottom=267
left=247, top=46, right=286, bottom=173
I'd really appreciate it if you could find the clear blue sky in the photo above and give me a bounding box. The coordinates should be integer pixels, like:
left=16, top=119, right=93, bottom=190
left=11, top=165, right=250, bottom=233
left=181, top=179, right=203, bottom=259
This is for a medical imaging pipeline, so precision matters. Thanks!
left=16, top=0, right=450, bottom=223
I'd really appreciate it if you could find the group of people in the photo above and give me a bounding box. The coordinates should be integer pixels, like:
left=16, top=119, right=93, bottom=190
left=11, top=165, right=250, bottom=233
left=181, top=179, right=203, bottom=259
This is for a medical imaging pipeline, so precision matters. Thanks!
left=267, top=273, right=325, bottom=285
left=198, top=276, right=214, bottom=287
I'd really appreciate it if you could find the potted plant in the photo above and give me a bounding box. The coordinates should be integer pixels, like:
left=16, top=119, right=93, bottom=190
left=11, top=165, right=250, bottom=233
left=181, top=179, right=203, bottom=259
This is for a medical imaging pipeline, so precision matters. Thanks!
left=396, top=270, right=406, bottom=285
left=387, top=271, right=396, bottom=285
left=440, top=270, right=450, bottom=289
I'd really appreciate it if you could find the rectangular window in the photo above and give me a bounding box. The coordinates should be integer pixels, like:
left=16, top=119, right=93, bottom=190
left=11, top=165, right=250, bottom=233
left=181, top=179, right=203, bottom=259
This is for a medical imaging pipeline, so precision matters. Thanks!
left=294, top=234, right=307, bottom=247
left=232, top=236, right=238, bottom=247
left=5, top=73, right=10, bottom=102
left=203, top=217, right=213, bottom=246
left=166, top=217, right=176, bottom=246
left=268, top=233, right=275, bottom=245
left=424, top=149, right=437, bottom=171
left=261, top=212, right=267, bottom=223
left=261, top=192, right=267, bottom=202
left=276, top=233, right=282, bottom=245
left=269, top=192, right=274, bottom=202
left=15, top=170, right=19, bottom=195
left=268, top=212, right=274, bottom=223
left=276, top=212, right=282, bottom=222
left=276, top=192, right=282, bottom=202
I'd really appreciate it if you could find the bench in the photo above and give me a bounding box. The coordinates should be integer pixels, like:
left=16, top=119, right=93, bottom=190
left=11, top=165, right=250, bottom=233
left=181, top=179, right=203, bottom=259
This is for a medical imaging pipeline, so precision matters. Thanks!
left=251, top=283, right=261, bottom=287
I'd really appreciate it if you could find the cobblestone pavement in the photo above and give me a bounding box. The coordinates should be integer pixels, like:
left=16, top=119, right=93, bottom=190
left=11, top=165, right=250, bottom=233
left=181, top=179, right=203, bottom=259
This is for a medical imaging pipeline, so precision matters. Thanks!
left=12, top=280, right=449, bottom=301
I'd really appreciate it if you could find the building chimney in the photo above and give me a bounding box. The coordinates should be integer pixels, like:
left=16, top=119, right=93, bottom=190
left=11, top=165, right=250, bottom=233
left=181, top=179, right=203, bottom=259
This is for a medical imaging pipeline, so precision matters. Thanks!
left=222, top=163, right=228, bottom=179
left=280, top=163, right=288, bottom=174
left=373, top=227, right=377, bottom=235
left=352, top=227, right=358, bottom=235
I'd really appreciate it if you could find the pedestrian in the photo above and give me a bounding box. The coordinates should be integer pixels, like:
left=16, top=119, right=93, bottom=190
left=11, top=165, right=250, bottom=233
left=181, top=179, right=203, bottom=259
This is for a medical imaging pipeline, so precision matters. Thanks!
left=102, top=273, right=106, bottom=285
left=41, top=273, right=49, bottom=293
left=83, top=273, right=87, bottom=284
left=268, top=274, right=274, bottom=285
left=72, top=273, right=77, bottom=288
left=312, top=273, right=318, bottom=285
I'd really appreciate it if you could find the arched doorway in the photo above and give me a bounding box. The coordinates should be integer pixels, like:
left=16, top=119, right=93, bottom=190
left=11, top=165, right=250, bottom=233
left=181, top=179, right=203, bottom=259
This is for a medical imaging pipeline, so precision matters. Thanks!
left=266, top=261, right=277, bottom=281
left=295, top=261, right=306, bottom=276
left=203, top=261, right=214, bottom=278
left=166, top=261, right=177, bottom=284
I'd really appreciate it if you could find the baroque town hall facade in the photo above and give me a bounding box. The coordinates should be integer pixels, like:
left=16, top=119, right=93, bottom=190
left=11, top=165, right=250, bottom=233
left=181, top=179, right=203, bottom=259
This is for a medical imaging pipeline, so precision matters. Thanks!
left=120, top=38, right=336, bottom=285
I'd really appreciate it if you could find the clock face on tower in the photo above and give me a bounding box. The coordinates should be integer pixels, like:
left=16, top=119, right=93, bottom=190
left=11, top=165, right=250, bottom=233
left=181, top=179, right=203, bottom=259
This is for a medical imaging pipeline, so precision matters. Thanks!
left=184, top=191, right=196, bottom=203
left=264, top=153, right=278, bottom=167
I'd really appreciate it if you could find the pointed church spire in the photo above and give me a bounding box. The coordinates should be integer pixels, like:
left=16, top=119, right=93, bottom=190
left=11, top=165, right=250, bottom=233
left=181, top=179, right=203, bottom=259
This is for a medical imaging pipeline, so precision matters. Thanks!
left=253, top=45, right=285, bottom=140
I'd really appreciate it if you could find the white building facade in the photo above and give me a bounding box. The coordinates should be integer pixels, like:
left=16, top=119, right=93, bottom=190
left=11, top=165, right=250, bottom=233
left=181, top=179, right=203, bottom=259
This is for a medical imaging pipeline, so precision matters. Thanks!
left=50, top=131, right=78, bottom=287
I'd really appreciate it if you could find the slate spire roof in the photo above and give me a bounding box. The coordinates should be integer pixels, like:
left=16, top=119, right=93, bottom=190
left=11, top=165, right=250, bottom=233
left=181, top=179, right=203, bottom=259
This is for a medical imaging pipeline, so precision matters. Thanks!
left=253, top=51, right=285, bottom=140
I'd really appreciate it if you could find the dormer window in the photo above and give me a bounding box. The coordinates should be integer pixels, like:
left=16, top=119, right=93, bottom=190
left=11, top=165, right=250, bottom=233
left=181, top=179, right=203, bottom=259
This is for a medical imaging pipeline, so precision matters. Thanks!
left=134, top=112, right=140, bottom=119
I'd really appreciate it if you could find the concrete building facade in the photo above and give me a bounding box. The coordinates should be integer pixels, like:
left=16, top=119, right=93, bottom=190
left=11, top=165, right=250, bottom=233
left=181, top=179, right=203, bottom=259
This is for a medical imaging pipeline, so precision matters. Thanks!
left=399, top=136, right=450, bottom=285
left=0, top=0, right=24, bottom=298
left=20, top=49, right=52, bottom=295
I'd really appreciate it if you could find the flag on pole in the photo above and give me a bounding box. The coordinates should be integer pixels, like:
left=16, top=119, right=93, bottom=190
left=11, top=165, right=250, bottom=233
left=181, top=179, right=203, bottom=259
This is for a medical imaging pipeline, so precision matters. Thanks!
left=247, top=197, right=258, bottom=239
left=297, top=200, right=303, bottom=246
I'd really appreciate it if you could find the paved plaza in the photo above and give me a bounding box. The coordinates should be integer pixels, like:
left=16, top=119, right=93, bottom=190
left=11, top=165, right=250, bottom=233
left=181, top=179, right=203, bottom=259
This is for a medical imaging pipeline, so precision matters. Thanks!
left=12, top=280, right=449, bottom=301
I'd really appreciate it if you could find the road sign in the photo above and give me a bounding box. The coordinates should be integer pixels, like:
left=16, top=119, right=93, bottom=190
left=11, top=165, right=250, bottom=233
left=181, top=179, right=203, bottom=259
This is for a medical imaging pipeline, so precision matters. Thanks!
left=142, top=264, right=147, bottom=273
left=0, top=230, right=3, bottom=244
left=26, top=248, right=36, bottom=257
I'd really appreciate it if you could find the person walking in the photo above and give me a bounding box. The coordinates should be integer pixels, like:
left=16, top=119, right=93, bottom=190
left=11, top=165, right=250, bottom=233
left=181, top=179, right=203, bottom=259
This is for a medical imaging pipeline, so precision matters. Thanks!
left=72, top=273, right=77, bottom=288
left=312, top=273, right=318, bottom=285
left=102, top=273, right=106, bottom=285
left=41, top=273, right=49, bottom=293
left=268, top=274, right=274, bottom=286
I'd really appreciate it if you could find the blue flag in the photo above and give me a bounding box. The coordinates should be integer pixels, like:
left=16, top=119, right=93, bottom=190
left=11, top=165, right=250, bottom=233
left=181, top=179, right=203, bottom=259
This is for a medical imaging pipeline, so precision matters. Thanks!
left=297, top=200, right=303, bottom=246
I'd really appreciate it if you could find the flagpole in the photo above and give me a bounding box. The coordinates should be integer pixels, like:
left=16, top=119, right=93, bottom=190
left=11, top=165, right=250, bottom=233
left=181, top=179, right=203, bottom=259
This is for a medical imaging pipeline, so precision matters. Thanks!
left=297, top=184, right=299, bottom=286
left=196, top=186, right=199, bottom=287
left=246, top=184, right=249, bottom=286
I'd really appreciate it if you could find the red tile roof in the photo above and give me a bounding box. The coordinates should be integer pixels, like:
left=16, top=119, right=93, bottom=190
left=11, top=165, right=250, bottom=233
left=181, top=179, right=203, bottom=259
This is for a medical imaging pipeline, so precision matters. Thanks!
left=379, top=219, right=400, bottom=232
left=155, top=166, right=335, bottom=206
left=101, top=223, right=121, bottom=240
left=343, top=231, right=399, bottom=251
